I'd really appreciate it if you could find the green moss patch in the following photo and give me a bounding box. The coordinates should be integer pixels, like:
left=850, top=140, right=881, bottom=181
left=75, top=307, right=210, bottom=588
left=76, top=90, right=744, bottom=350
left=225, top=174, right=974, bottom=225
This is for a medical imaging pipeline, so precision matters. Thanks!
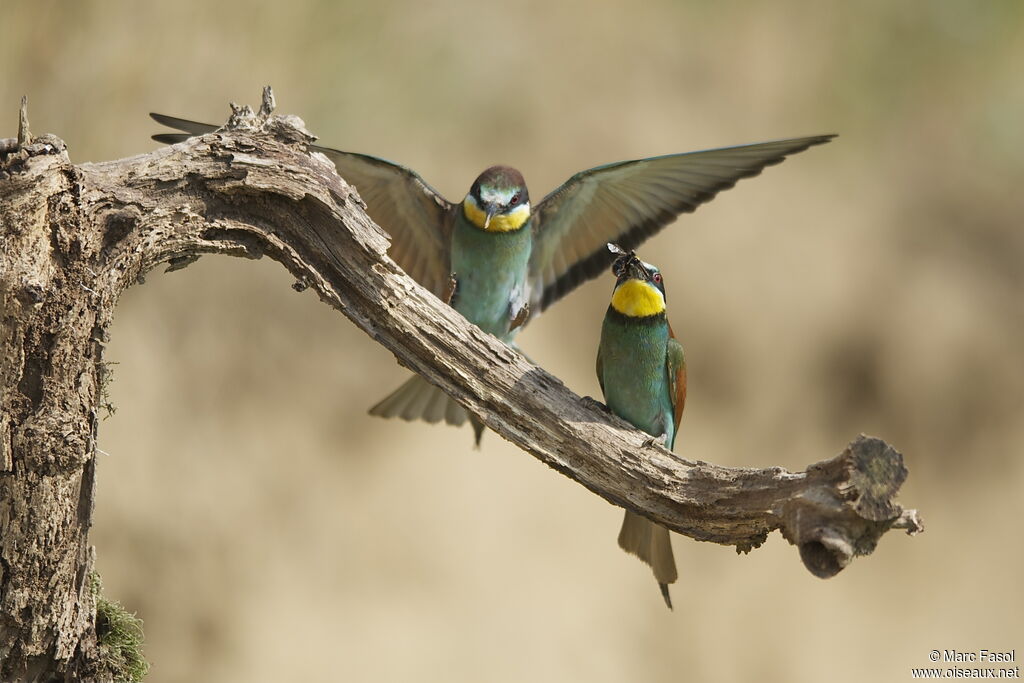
left=91, top=573, right=149, bottom=682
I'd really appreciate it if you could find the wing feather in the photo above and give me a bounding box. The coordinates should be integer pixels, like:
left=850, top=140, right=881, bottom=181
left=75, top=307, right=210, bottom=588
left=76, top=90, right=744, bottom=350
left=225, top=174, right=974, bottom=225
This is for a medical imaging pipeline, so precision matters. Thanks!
left=314, top=146, right=455, bottom=296
left=150, top=113, right=456, bottom=297
left=666, top=326, right=686, bottom=446
left=529, top=135, right=835, bottom=312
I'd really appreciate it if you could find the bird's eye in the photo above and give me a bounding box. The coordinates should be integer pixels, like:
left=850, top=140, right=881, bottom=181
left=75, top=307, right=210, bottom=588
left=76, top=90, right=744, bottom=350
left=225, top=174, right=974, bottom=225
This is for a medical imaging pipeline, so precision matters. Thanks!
left=652, top=273, right=662, bottom=284
left=510, top=193, right=521, bottom=205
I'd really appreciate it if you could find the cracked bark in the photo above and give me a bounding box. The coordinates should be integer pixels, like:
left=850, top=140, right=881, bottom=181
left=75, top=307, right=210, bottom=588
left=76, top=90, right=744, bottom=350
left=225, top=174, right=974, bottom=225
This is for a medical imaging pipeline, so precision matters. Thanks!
left=0, top=93, right=922, bottom=681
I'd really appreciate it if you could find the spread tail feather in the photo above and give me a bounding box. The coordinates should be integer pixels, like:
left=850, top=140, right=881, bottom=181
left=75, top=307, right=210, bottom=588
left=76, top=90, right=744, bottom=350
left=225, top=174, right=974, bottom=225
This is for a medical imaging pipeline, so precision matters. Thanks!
left=618, top=510, right=677, bottom=609
left=370, top=375, right=486, bottom=444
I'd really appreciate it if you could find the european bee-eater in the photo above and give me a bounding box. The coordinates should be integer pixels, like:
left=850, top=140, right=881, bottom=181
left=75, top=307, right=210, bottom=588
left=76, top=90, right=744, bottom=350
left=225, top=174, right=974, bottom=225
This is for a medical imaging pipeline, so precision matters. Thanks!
left=151, top=114, right=832, bottom=444
left=597, top=244, right=684, bottom=608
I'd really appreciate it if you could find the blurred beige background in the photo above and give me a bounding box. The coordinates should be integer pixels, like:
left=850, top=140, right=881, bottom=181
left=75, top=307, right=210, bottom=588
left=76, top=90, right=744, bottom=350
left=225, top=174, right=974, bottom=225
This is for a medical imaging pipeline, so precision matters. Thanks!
left=4, top=1, right=1023, bottom=681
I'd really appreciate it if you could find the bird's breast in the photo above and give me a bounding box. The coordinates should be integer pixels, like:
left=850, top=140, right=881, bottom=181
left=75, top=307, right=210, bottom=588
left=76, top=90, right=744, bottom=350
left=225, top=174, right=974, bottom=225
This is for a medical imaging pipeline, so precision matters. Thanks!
left=450, top=216, right=533, bottom=339
left=599, top=315, right=673, bottom=440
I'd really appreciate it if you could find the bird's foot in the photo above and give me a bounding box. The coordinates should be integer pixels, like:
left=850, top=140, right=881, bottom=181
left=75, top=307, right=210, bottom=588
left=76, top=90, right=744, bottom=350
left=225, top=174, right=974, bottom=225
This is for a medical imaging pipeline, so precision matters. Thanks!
left=642, top=432, right=670, bottom=449
left=444, top=273, right=458, bottom=305
left=581, top=396, right=612, bottom=414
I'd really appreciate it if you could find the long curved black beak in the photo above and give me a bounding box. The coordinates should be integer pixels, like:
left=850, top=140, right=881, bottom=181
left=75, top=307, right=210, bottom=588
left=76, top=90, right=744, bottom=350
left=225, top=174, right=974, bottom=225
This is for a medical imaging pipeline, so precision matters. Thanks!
left=483, top=203, right=500, bottom=230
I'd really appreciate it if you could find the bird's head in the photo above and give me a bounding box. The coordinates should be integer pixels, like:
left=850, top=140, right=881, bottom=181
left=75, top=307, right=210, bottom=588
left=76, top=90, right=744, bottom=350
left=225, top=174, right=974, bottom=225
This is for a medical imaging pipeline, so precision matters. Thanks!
left=607, top=243, right=666, bottom=318
left=462, top=166, right=531, bottom=232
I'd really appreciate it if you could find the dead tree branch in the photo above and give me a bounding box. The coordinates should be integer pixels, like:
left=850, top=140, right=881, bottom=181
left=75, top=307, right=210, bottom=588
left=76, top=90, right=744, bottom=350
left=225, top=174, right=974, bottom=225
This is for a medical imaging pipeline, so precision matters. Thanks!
left=0, top=93, right=922, bottom=681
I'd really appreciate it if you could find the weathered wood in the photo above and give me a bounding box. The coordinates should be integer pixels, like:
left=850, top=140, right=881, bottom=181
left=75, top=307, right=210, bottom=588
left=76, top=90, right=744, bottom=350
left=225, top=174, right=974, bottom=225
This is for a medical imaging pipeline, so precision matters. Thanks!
left=0, top=93, right=921, bottom=681
left=2, top=133, right=104, bottom=682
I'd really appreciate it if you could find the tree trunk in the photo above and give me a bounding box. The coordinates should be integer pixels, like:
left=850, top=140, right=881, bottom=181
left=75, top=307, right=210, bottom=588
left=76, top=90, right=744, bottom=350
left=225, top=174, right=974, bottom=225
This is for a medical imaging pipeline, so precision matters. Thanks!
left=1, top=136, right=108, bottom=682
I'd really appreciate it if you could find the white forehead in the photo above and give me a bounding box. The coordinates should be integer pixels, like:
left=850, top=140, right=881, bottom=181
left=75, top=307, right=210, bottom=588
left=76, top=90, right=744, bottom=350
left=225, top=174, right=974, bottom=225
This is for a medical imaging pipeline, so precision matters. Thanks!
left=480, top=186, right=518, bottom=205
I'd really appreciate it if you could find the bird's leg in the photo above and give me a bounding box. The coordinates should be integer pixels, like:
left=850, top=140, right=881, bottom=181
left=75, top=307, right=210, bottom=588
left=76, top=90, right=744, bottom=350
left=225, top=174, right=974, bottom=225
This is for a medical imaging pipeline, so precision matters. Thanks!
left=580, top=395, right=612, bottom=414
left=509, top=302, right=530, bottom=331
left=444, top=273, right=459, bottom=305
left=638, top=432, right=671, bottom=448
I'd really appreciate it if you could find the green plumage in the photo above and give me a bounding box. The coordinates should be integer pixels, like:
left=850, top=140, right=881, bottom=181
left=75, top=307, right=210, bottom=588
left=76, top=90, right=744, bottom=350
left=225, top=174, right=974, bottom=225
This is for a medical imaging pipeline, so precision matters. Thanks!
left=598, top=309, right=676, bottom=447
left=450, top=211, right=532, bottom=340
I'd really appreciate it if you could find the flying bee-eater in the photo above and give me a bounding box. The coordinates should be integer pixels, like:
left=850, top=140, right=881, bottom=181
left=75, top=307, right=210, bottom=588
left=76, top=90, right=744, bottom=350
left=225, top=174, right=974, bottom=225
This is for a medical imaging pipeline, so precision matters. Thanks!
left=597, top=244, right=685, bottom=608
left=151, top=113, right=833, bottom=444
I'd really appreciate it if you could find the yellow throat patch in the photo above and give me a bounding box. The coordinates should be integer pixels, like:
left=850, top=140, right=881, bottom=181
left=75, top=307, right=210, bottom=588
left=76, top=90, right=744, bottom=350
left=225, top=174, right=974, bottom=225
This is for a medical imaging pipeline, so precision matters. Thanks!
left=611, top=280, right=666, bottom=317
left=463, top=197, right=531, bottom=233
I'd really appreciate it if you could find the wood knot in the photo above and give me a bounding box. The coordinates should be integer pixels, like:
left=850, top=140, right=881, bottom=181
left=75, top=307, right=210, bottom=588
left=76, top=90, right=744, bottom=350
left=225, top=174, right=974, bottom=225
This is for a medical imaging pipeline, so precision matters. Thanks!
left=16, top=282, right=45, bottom=307
left=798, top=526, right=854, bottom=578
left=101, top=208, right=139, bottom=251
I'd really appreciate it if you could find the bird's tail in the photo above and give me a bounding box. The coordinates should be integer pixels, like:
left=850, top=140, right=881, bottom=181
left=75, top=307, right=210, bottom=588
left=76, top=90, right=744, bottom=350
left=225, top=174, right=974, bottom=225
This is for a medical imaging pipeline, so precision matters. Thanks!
left=618, top=510, right=678, bottom=609
left=369, top=374, right=485, bottom=445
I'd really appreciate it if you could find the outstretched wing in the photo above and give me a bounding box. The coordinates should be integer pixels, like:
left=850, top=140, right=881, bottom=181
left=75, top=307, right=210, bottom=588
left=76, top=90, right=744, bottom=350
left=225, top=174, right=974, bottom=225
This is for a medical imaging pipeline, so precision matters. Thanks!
left=150, top=113, right=456, bottom=297
left=311, top=145, right=456, bottom=297
left=665, top=326, right=686, bottom=450
left=528, top=135, right=836, bottom=313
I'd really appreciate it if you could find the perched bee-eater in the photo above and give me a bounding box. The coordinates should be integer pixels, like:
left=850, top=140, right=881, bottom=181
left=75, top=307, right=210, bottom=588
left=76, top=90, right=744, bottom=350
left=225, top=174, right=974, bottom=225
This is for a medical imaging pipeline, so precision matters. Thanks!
left=152, top=114, right=832, bottom=444
left=597, top=244, right=685, bottom=608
